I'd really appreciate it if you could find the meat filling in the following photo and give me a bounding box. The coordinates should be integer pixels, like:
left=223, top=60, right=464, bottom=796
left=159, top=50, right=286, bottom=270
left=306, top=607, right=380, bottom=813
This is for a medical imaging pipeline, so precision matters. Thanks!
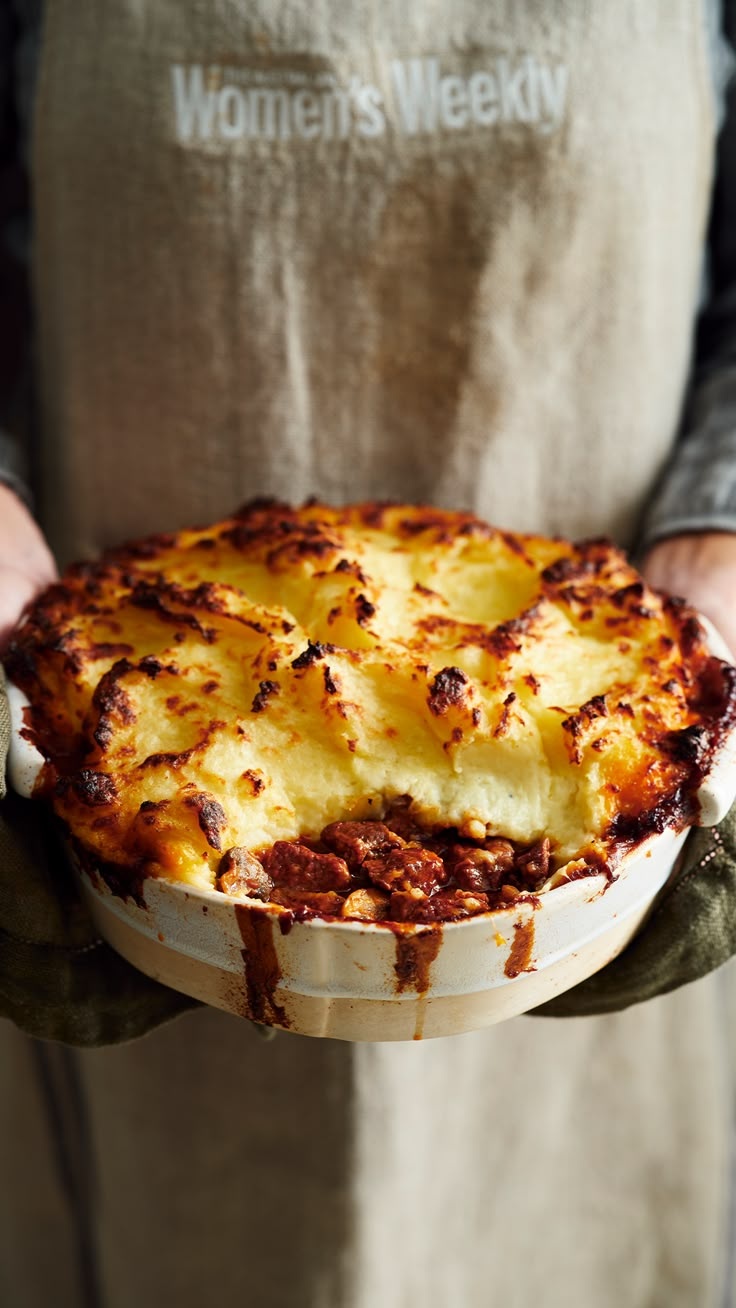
left=217, top=809, right=554, bottom=924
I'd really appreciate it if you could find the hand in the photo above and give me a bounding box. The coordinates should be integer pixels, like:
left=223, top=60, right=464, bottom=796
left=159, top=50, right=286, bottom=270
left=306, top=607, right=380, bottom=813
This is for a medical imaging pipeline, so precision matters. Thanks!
left=641, top=531, right=736, bottom=660
left=537, top=529, right=736, bottom=1018
left=0, top=484, right=57, bottom=646
left=0, top=489, right=200, bottom=1042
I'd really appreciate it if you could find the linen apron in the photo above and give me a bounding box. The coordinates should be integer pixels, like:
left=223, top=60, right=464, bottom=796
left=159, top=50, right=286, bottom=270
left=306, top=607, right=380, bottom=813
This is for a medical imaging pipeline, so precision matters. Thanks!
left=0, top=2, right=730, bottom=1306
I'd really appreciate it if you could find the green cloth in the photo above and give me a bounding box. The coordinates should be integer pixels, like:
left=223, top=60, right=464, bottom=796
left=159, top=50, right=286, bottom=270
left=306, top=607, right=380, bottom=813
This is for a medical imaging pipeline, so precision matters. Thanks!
left=0, top=675, right=199, bottom=1045
left=535, top=812, right=736, bottom=1016
left=2, top=673, right=736, bottom=1043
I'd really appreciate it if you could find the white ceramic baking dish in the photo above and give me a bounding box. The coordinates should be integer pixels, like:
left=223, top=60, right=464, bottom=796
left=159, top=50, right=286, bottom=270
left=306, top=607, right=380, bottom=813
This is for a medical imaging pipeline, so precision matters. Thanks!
left=5, top=616, right=736, bottom=1042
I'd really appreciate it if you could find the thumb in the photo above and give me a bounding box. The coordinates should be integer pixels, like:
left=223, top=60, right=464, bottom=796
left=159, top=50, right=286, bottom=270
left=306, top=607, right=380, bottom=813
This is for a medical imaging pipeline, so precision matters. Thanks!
left=0, top=564, right=48, bottom=645
left=0, top=486, right=57, bottom=646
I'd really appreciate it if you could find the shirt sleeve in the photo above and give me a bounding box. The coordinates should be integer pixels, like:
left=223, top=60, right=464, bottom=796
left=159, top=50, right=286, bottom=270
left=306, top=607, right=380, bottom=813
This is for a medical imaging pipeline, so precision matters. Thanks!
left=639, top=2, right=736, bottom=550
left=0, top=0, right=42, bottom=507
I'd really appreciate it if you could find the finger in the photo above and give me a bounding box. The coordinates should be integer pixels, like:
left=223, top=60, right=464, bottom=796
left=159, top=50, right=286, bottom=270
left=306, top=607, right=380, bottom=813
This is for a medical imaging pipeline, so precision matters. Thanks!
left=0, top=565, right=47, bottom=647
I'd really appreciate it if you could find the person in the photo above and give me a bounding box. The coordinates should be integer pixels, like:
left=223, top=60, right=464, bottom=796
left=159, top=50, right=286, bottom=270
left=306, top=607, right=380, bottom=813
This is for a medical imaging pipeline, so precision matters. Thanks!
left=3, top=3, right=736, bottom=1305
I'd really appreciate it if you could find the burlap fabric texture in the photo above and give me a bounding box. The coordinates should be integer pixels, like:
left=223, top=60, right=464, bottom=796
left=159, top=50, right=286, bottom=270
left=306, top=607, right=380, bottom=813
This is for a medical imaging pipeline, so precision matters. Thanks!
left=2, top=670, right=736, bottom=1042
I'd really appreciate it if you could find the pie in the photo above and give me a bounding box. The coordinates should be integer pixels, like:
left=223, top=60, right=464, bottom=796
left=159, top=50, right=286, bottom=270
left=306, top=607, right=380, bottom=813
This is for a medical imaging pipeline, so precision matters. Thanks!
left=6, top=499, right=735, bottom=925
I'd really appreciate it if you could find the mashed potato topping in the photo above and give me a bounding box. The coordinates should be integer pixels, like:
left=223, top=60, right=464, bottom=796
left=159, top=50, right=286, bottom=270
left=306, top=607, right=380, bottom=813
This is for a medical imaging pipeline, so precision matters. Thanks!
left=6, top=500, right=736, bottom=918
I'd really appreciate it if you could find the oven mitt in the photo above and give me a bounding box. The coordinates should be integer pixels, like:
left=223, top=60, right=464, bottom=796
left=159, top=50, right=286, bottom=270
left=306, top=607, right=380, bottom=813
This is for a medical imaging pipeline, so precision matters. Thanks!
left=0, top=669, right=200, bottom=1046
left=532, top=804, right=736, bottom=1016
left=3, top=673, right=736, bottom=1044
